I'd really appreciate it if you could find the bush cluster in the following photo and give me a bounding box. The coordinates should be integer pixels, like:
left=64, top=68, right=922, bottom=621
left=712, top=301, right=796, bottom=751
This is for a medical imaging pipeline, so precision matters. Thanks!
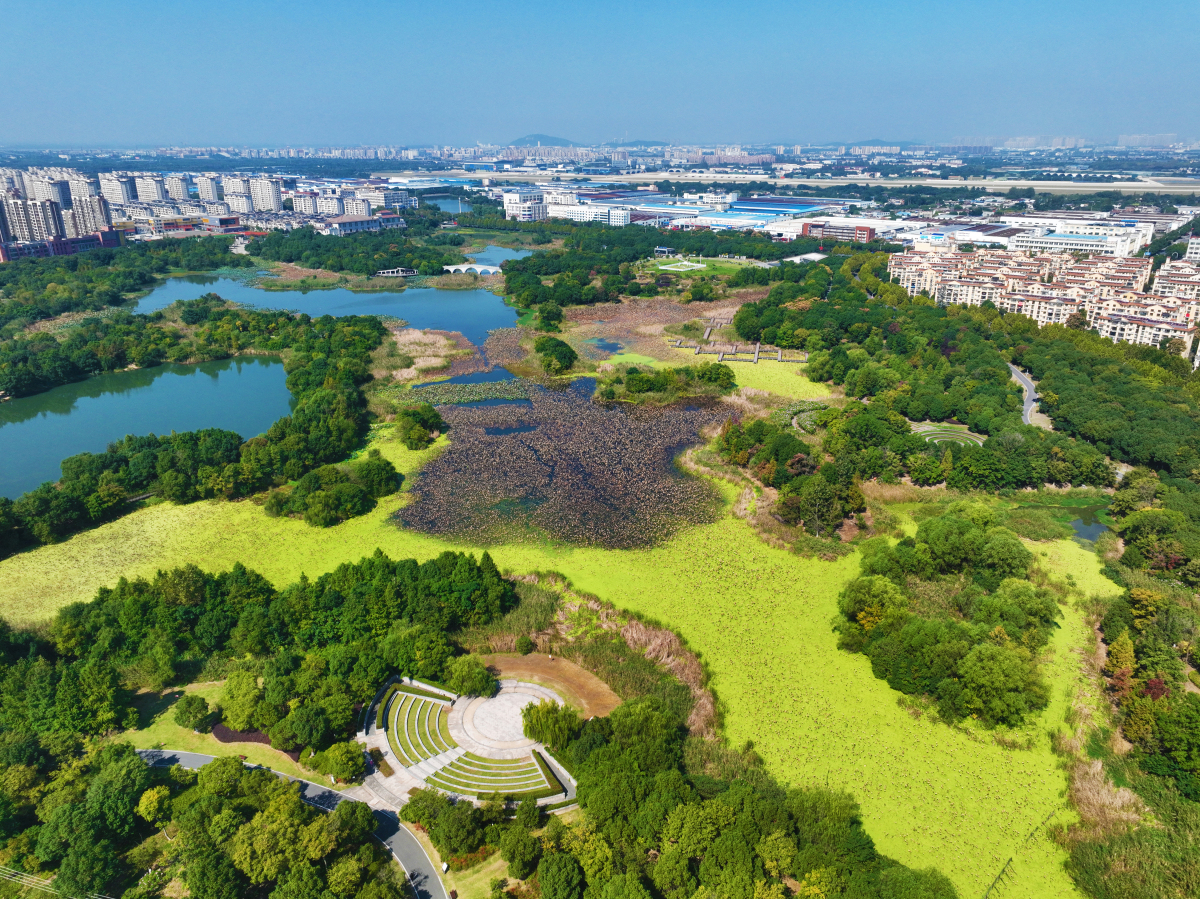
left=596, top=362, right=735, bottom=402
left=264, top=450, right=401, bottom=527
left=534, top=335, right=579, bottom=374
left=837, top=502, right=1057, bottom=727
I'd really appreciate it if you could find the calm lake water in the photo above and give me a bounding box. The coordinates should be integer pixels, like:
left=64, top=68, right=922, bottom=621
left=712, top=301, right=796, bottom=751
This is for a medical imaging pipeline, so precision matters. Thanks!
left=133, top=276, right=520, bottom=346
left=0, top=357, right=291, bottom=498
left=424, top=197, right=472, bottom=214
left=468, top=245, right=531, bottom=267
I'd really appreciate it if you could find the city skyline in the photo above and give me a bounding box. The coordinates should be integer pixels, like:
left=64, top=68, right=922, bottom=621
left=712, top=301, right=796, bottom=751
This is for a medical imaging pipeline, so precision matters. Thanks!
left=4, top=0, right=1198, bottom=148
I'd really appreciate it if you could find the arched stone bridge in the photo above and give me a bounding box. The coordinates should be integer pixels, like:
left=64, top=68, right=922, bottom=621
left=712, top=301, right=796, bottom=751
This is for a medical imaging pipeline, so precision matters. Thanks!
left=443, top=263, right=501, bottom=275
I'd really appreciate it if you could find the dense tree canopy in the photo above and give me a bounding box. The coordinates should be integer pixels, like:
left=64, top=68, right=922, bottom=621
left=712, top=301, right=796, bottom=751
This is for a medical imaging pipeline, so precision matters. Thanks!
left=0, top=236, right=251, bottom=332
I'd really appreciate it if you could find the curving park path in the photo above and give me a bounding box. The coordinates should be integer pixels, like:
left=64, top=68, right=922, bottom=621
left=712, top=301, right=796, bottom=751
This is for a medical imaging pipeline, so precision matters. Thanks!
left=137, top=749, right=447, bottom=899
left=1007, top=362, right=1050, bottom=428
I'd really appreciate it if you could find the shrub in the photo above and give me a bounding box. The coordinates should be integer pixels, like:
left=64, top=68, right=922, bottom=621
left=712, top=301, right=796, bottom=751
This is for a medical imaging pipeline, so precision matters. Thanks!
left=516, top=635, right=536, bottom=655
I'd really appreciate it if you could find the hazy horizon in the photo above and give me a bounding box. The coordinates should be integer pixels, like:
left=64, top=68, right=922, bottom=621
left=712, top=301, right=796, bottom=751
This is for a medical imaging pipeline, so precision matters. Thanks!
left=4, top=0, right=1198, bottom=148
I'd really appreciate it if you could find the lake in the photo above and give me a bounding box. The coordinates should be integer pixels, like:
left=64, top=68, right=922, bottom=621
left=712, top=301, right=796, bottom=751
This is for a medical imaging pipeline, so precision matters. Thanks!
left=424, top=197, right=472, bottom=214
left=0, top=357, right=292, bottom=498
left=132, top=276, right=519, bottom=346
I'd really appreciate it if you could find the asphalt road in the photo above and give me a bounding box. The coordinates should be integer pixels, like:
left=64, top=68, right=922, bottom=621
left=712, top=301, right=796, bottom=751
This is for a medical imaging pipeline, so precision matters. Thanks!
left=1007, top=362, right=1039, bottom=425
left=137, top=749, right=448, bottom=899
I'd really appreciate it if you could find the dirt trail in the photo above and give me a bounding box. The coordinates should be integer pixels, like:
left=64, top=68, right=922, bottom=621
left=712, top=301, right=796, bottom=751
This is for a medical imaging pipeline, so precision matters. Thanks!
left=478, top=653, right=622, bottom=717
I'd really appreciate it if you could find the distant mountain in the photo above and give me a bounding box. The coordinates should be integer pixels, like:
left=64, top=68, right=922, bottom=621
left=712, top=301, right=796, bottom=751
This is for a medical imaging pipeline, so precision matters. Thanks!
left=509, top=134, right=577, bottom=148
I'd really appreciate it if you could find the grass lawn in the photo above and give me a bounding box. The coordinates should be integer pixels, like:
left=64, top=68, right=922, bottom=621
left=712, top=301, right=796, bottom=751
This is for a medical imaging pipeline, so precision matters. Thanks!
left=600, top=345, right=831, bottom=401
left=0, top=431, right=1113, bottom=897
left=122, top=683, right=350, bottom=790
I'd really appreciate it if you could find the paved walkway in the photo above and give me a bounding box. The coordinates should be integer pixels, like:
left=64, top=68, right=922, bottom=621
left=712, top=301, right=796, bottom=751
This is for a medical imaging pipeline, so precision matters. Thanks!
left=137, top=749, right=447, bottom=899
left=1007, top=363, right=1052, bottom=430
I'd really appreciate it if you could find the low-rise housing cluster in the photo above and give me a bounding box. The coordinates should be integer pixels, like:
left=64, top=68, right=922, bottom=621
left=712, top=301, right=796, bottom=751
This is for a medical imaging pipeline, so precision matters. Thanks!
left=888, top=243, right=1200, bottom=360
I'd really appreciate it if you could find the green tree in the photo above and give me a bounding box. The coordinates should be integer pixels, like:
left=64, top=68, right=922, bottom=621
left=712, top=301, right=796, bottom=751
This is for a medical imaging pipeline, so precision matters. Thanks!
left=185, top=849, right=245, bottom=899
left=221, top=670, right=263, bottom=731
left=954, top=642, right=1048, bottom=726
left=445, top=655, right=498, bottom=698
left=1105, top=628, right=1136, bottom=676
left=500, top=825, right=541, bottom=879
left=538, top=853, right=585, bottom=899
left=136, top=785, right=171, bottom=829
left=318, top=742, right=365, bottom=782
left=521, top=700, right=581, bottom=752
left=198, top=756, right=246, bottom=797
left=175, top=693, right=211, bottom=731
left=515, top=796, right=541, bottom=830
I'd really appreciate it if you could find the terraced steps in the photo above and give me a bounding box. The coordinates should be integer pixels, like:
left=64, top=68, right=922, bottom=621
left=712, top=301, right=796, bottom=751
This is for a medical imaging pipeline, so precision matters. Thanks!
left=425, top=753, right=550, bottom=797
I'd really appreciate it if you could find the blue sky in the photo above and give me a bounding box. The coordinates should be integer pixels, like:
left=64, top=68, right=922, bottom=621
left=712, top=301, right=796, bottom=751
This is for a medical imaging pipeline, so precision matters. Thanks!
left=3, top=0, right=1197, bottom=147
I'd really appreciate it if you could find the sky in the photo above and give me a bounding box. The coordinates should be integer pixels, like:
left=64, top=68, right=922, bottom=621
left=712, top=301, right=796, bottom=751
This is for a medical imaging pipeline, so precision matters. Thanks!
left=3, top=0, right=1198, bottom=148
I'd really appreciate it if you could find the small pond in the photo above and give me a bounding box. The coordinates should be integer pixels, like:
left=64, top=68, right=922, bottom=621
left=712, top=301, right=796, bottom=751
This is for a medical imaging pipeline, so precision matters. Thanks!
left=584, top=337, right=624, bottom=355
left=0, top=357, right=292, bottom=498
left=1067, top=505, right=1110, bottom=542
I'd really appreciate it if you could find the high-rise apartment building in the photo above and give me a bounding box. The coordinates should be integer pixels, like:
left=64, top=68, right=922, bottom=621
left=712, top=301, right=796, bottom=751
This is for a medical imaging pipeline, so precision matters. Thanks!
left=63, top=196, right=112, bottom=237
left=99, top=174, right=136, bottom=206
left=357, top=188, right=407, bottom=209
left=1187, top=236, right=1200, bottom=263
left=68, top=178, right=97, bottom=204
left=32, top=179, right=73, bottom=209
left=250, top=178, right=283, bottom=212
left=343, top=197, right=371, bottom=216
left=135, top=176, right=168, bottom=202
left=227, top=193, right=254, bottom=214
left=292, top=191, right=319, bottom=214
left=316, top=196, right=345, bottom=216
left=0, top=203, right=10, bottom=243
left=165, top=175, right=192, bottom=201
left=222, top=176, right=251, bottom=196
left=196, top=175, right=221, bottom=201
left=2, top=198, right=65, bottom=241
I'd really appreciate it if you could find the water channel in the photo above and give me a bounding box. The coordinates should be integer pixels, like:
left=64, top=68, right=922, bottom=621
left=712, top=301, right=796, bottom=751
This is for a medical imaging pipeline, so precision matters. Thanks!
left=0, top=357, right=292, bottom=498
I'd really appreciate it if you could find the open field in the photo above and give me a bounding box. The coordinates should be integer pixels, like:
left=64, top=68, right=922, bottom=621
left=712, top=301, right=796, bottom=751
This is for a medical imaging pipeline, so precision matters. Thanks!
left=477, top=653, right=623, bottom=718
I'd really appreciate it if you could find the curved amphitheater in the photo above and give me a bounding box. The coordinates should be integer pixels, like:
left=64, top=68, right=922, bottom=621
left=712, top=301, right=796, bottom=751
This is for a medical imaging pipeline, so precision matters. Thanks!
left=909, top=421, right=986, bottom=447
left=367, top=679, right=573, bottom=804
